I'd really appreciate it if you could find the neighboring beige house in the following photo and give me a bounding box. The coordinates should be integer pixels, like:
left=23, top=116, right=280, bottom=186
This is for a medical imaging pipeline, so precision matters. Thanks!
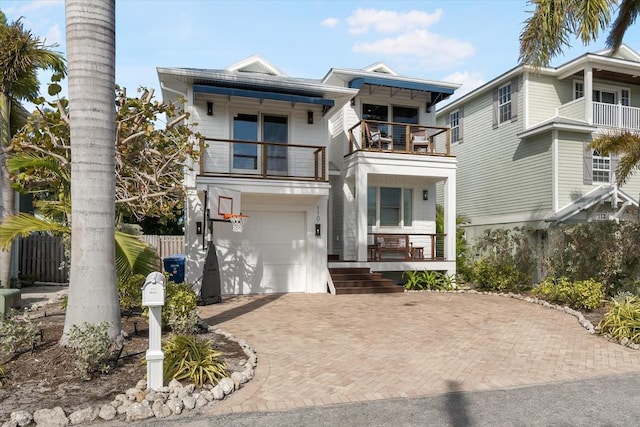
left=158, top=57, right=459, bottom=296
left=436, top=45, right=640, bottom=252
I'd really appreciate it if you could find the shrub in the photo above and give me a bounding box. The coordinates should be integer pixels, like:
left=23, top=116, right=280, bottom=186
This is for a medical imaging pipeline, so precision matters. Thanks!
left=163, top=334, right=228, bottom=387
left=0, top=363, right=5, bottom=387
left=468, top=227, right=535, bottom=292
left=532, top=277, right=604, bottom=311
left=166, top=307, right=200, bottom=335
left=545, top=222, right=640, bottom=296
left=598, top=295, right=640, bottom=344
left=402, top=270, right=456, bottom=291
left=163, top=282, right=198, bottom=332
left=0, top=310, right=41, bottom=355
left=470, top=260, right=530, bottom=292
left=118, top=273, right=145, bottom=313
left=67, top=321, right=116, bottom=380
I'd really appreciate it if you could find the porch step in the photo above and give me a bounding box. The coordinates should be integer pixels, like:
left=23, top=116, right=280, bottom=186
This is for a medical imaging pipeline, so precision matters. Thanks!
left=329, top=267, right=403, bottom=295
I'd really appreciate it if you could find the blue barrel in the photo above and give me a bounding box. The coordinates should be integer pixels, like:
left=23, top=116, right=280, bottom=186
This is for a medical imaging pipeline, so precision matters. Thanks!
left=163, top=254, right=186, bottom=284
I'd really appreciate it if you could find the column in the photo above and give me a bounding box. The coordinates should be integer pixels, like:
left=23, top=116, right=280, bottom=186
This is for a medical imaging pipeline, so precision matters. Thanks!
left=444, top=173, right=457, bottom=276
left=585, top=64, right=593, bottom=125
left=356, top=169, right=368, bottom=262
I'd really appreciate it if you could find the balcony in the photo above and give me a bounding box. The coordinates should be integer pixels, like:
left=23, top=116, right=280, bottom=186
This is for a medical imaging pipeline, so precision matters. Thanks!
left=347, top=120, right=451, bottom=156
left=200, top=138, right=326, bottom=181
left=557, top=99, right=640, bottom=131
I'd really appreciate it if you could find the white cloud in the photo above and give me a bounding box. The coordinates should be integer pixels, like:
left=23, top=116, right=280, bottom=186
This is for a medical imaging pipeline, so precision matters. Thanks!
left=44, top=24, right=62, bottom=46
left=5, top=0, right=63, bottom=16
left=321, top=17, right=340, bottom=28
left=441, top=70, right=486, bottom=103
left=353, top=29, right=474, bottom=69
left=347, top=8, right=442, bottom=35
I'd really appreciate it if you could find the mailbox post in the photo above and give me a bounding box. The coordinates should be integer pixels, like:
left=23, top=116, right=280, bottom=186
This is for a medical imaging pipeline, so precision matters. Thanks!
left=142, top=271, right=165, bottom=390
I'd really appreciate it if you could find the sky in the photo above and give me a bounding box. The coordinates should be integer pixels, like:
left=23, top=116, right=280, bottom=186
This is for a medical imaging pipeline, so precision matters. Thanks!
left=4, top=0, right=640, bottom=108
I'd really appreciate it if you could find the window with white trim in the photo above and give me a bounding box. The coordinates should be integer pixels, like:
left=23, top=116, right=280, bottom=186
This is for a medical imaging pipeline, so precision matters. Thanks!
left=574, top=82, right=584, bottom=99
left=498, top=83, right=512, bottom=123
left=367, top=187, right=413, bottom=227
left=450, top=110, right=460, bottom=143
left=622, top=89, right=630, bottom=106
left=592, top=150, right=610, bottom=183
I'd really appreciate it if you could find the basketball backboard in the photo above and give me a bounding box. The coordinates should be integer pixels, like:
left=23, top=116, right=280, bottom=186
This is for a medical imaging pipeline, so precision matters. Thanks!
left=207, top=186, right=241, bottom=221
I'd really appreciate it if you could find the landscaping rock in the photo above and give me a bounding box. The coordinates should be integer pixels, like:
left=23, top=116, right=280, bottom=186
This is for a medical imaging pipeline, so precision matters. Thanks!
left=219, top=377, right=235, bottom=395
left=165, top=398, right=184, bottom=415
left=152, top=400, right=172, bottom=419
left=126, top=402, right=154, bottom=421
left=98, top=405, right=117, bottom=421
left=10, top=410, right=32, bottom=427
left=182, top=396, right=196, bottom=410
left=68, top=407, right=98, bottom=425
left=1, top=420, right=18, bottom=427
left=211, top=385, right=224, bottom=400
left=33, top=407, right=69, bottom=427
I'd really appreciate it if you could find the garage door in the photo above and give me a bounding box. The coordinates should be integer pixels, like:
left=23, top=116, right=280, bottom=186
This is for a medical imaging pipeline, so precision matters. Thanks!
left=237, top=211, right=306, bottom=293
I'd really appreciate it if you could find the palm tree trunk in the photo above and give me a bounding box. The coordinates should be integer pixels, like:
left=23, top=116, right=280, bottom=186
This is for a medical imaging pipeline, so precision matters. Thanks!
left=0, top=92, right=13, bottom=288
left=62, top=0, right=120, bottom=341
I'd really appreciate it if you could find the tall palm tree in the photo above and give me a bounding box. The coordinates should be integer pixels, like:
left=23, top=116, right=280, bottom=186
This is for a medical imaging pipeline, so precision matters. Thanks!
left=0, top=12, right=66, bottom=288
left=519, top=0, right=640, bottom=67
left=63, top=0, right=120, bottom=341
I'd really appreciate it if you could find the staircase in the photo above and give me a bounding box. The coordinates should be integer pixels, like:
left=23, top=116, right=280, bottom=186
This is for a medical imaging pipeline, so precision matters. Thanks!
left=329, top=267, right=404, bottom=295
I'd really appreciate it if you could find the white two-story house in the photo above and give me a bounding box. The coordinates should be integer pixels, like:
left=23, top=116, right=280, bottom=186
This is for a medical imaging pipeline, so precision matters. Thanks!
left=158, top=56, right=459, bottom=296
left=436, top=45, right=640, bottom=252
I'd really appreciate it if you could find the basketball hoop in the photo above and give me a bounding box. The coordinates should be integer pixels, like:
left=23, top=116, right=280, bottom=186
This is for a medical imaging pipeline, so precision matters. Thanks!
left=223, top=213, right=249, bottom=233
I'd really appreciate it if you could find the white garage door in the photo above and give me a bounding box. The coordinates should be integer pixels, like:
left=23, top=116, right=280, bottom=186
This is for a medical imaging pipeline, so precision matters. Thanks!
left=241, top=211, right=307, bottom=293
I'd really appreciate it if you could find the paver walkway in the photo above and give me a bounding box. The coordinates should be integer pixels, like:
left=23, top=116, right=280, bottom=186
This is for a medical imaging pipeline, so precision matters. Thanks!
left=197, top=292, right=640, bottom=415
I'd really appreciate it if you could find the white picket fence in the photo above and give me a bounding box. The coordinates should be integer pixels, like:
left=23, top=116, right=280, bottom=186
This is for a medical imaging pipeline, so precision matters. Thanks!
left=139, top=235, right=186, bottom=260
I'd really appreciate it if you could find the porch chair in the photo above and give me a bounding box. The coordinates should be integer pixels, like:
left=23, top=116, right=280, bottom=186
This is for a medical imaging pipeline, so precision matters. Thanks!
left=364, top=122, right=393, bottom=150
left=410, top=129, right=430, bottom=153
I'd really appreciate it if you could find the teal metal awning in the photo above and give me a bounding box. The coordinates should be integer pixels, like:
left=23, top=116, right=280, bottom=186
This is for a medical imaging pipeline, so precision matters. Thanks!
left=193, top=84, right=334, bottom=108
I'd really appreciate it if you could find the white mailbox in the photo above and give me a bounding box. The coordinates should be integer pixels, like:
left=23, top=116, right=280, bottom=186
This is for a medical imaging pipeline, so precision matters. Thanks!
left=142, top=272, right=166, bottom=307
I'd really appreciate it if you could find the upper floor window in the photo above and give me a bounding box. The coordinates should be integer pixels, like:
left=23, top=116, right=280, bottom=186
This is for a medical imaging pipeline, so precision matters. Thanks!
left=622, top=89, right=630, bottom=106
left=574, top=82, right=584, bottom=99
left=498, top=83, right=512, bottom=123
left=592, top=151, right=610, bottom=183
left=450, top=110, right=460, bottom=143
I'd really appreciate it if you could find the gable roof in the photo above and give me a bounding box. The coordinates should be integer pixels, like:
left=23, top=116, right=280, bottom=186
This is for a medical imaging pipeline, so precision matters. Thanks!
left=546, top=185, right=638, bottom=222
left=225, top=55, right=287, bottom=76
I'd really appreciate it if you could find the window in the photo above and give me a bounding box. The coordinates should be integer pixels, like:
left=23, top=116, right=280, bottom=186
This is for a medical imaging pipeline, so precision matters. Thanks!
left=232, top=114, right=288, bottom=173
left=593, top=89, right=616, bottom=104
left=233, top=114, right=258, bottom=170
left=622, top=90, right=630, bottom=106
left=498, top=83, right=511, bottom=123
left=450, top=110, right=460, bottom=142
left=367, top=187, right=413, bottom=227
left=574, top=82, right=584, bottom=99
left=592, top=150, right=610, bottom=183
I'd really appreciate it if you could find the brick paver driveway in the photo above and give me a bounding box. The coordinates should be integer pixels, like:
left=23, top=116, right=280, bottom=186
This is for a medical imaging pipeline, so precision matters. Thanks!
left=197, top=292, right=640, bottom=415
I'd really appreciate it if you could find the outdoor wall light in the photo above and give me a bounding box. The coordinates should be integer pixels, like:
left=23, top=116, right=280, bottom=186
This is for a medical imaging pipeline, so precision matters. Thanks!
left=207, top=102, right=213, bottom=116
left=422, top=190, right=429, bottom=201
left=307, top=111, right=314, bottom=124
left=350, top=98, right=356, bottom=107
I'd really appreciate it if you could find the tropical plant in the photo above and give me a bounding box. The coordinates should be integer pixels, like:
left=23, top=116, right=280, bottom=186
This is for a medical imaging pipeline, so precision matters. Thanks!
left=67, top=321, right=116, bottom=380
left=589, top=130, right=640, bottom=186
left=162, top=282, right=198, bottom=331
left=0, top=11, right=66, bottom=288
left=402, top=270, right=456, bottom=291
left=163, top=334, right=228, bottom=387
left=598, top=295, right=640, bottom=344
left=533, top=277, right=605, bottom=310
left=0, top=310, right=41, bottom=355
left=436, top=204, right=470, bottom=277
left=117, top=273, right=145, bottom=313
left=0, top=363, right=5, bottom=387
left=520, top=0, right=638, bottom=67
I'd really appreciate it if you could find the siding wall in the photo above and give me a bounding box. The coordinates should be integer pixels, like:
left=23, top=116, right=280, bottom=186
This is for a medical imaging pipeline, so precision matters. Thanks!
left=527, top=74, right=569, bottom=125
left=438, top=75, right=553, bottom=222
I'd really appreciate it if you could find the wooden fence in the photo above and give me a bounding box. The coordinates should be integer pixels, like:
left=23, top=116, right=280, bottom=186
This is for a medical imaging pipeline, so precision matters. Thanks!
left=18, top=234, right=185, bottom=284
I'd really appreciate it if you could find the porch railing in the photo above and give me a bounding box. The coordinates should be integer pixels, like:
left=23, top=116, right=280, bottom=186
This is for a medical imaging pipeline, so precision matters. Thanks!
left=593, top=102, right=640, bottom=130
left=201, top=137, right=327, bottom=181
left=366, top=233, right=446, bottom=261
left=348, top=120, right=451, bottom=156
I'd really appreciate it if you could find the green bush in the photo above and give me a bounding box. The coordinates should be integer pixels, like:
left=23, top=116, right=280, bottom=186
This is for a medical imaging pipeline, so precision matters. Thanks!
left=598, top=295, right=640, bottom=344
left=163, top=282, right=198, bottom=332
left=470, top=259, right=530, bottom=292
left=545, top=222, right=640, bottom=296
left=402, top=270, right=456, bottom=291
left=0, top=310, right=41, bottom=355
left=67, top=321, right=116, bottom=380
left=163, top=334, right=228, bottom=387
left=468, top=227, right=535, bottom=292
left=532, top=277, right=604, bottom=310
left=118, top=273, right=146, bottom=313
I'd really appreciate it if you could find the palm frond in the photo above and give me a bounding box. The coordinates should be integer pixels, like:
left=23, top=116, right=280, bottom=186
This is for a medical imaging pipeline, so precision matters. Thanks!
left=0, top=213, right=68, bottom=250
left=590, top=130, right=640, bottom=185
left=571, top=0, right=613, bottom=44
left=606, top=0, right=640, bottom=51
left=519, top=0, right=573, bottom=67
left=114, top=231, right=160, bottom=282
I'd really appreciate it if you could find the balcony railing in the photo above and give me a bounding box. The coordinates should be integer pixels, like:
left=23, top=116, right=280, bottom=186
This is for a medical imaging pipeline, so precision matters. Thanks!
left=348, top=120, right=451, bottom=156
left=593, top=102, right=640, bottom=130
left=200, top=137, right=326, bottom=181
left=366, top=232, right=446, bottom=261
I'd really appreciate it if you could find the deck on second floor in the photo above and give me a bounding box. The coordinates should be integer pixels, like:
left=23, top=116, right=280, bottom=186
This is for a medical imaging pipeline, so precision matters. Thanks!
left=558, top=98, right=640, bottom=130
left=348, top=120, right=451, bottom=156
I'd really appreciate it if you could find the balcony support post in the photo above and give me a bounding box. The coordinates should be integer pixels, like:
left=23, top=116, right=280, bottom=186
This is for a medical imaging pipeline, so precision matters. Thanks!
left=585, top=64, right=593, bottom=125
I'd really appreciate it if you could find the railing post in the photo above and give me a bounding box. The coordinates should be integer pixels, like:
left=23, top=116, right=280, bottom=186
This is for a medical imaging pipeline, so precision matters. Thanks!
left=262, top=143, right=267, bottom=178
left=405, top=125, right=410, bottom=152
left=431, top=235, right=436, bottom=259
left=445, top=128, right=451, bottom=156
left=322, top=147, right=326, bottom=181
left=618, top=103, right=622, bottom=128
left=314, top=150, right=318, bottom=181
